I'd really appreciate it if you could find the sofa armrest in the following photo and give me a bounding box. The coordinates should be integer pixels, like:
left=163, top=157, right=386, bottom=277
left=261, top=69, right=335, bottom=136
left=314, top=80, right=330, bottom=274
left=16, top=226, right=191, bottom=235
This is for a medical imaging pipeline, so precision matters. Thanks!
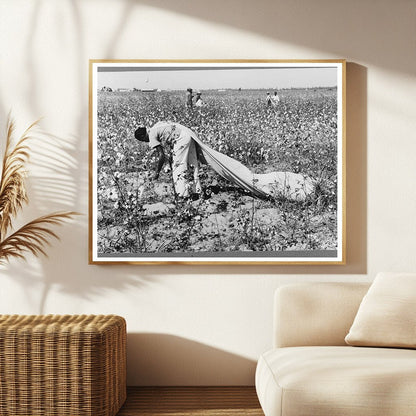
left=274, top=282, right=370, bottom=348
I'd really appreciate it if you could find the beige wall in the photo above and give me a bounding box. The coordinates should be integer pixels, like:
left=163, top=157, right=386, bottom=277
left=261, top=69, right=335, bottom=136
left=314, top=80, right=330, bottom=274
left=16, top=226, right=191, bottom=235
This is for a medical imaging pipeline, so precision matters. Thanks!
left=0, top=0, right=415, bottom=385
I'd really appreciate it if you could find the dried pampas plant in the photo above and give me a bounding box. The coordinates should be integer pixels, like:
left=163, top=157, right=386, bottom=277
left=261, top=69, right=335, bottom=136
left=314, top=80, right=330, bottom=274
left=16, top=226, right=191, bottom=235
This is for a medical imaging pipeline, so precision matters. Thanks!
left=0, top=116, right=78, bottom=264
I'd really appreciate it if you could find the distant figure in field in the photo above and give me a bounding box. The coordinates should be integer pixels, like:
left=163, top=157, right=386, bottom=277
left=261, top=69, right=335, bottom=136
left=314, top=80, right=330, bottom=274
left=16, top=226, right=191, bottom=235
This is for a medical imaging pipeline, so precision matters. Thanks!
left=266, top=92, right=272, bottom=107
left=135, top=121, right=314, bottom=202
left=195, top=91, right=203, bottom=107
left=271, top=91, right=280, bottom=106
left=186, top=88, right=194, bottom=109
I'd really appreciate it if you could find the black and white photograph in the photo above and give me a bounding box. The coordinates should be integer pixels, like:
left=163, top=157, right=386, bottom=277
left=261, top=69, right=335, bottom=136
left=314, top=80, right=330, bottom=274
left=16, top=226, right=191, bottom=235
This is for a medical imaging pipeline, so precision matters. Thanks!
left=89, top=60, right=345, bottom=264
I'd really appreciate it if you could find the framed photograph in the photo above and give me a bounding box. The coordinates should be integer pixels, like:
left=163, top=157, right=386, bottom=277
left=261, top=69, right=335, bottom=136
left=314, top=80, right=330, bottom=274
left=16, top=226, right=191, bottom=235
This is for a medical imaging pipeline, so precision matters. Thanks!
left=89, top=60, right=346, bottom=264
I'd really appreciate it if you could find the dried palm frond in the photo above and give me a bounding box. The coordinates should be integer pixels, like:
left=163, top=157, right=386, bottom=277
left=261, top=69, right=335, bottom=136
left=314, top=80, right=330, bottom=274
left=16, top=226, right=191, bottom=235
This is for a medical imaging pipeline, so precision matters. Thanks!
left=0, top=117, right=38, bottom=240
left=0, top=212, right=78, bottom=265
left=0, top=116, right=79, bottom=264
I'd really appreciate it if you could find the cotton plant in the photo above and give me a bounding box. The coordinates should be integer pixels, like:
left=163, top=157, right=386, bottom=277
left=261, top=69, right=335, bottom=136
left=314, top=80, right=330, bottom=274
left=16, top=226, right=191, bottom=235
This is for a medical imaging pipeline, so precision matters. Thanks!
left=0, top=116, right=77, bottom=264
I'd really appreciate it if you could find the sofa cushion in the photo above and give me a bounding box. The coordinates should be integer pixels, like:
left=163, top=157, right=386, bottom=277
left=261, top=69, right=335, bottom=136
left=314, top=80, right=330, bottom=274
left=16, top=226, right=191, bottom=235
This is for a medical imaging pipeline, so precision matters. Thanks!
left=274, top=283, right=370, bottom=348
left=256, top=346, right=416, bottom=416
left=345, top=272, right=416, bottom=348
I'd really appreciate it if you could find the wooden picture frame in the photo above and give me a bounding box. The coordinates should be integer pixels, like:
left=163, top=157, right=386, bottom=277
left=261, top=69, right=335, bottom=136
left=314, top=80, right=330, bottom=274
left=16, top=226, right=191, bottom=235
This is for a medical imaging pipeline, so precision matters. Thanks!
left=89, top=60, right=346, bottom=264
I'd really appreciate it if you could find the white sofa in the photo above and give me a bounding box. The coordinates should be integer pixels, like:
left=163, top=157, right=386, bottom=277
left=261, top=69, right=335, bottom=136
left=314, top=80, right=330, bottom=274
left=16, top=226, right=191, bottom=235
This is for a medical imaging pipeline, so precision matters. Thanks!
left=255, top=281, right=416, bottom=416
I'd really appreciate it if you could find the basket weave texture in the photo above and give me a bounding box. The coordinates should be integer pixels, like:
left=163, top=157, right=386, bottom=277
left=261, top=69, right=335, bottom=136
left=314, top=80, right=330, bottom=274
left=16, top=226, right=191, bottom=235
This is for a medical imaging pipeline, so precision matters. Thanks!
left=0, top=314, right=126, bottom=416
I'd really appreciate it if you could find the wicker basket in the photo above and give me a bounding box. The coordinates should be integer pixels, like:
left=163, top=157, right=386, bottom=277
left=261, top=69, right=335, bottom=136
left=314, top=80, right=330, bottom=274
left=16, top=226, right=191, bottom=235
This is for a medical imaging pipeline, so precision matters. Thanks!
left=0, top=314, right=126, bottom=416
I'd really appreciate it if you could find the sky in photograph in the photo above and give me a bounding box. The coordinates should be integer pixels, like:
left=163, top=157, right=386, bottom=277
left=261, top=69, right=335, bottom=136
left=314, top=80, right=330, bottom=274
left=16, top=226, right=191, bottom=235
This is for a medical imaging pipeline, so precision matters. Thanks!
left=96, top=65, right=338, bottom=91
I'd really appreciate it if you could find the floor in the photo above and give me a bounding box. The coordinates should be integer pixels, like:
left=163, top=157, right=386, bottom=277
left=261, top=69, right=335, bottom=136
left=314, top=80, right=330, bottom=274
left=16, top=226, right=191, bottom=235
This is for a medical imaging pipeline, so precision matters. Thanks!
left=117, top=386, right=264, bottom=416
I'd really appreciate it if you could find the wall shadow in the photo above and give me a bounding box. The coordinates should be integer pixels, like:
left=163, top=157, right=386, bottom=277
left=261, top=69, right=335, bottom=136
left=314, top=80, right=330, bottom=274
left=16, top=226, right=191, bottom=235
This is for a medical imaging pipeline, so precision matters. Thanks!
left=135, top=0, right=414, bottom=76
left=127, top=333, right=257, bottom=386
left=344, top=63, right=368, bottom=274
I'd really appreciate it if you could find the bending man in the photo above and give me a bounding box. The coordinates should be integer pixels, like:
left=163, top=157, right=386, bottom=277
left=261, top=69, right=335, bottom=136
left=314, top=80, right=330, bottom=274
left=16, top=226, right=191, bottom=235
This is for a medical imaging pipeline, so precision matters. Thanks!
left=135, top=121, right=202, bottom=198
